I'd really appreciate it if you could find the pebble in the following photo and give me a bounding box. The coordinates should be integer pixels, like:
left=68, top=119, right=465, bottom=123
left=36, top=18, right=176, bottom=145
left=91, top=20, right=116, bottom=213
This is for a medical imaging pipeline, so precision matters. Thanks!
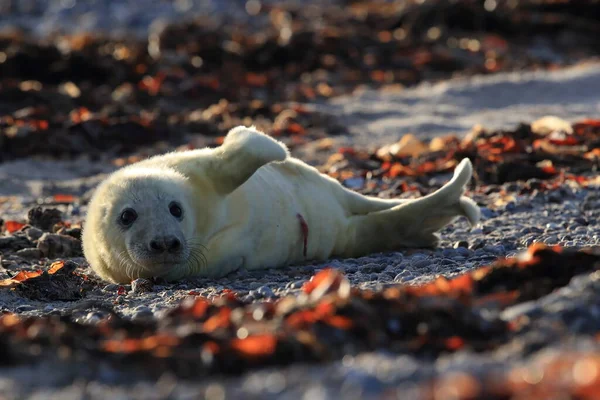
left=247, top=282, right=263, bottom=290
left=482, top=245, right=505, bottom=255
left=412, top=259, right=432, bottom=270
left=394, top=270, right=413, bottom=282
left=469, top=239, right=487, bottom=250
left=343, top=177, right=365, bottom=189
left=82, top=312, right=104, bottom=325
left=480, top=207, right=496, bottom=219
left=482, top=225, right=494, bottom=234
left=25, top=227, right=43, bottom=241
left=573, top=217, right=589, bottom=226
left=287, top=280, right=306, bottom=289
left=103, top=284, right=120, bottom=292
left=256, top=285, right=275, bottom=298
left=15, top=248, right=43, bottom=259
left=133, top=306, right=154, bottom=319
left=504, top=201, right=516, bottom=212
left=361, top=263, right=386, bottom=273
left=131, top=278, right=154, bottom=294
left=453, top=241, right=469, bottom=249
left=441, top=248, right=456, bottom=257
left=16, top=305, right=35, bottom=312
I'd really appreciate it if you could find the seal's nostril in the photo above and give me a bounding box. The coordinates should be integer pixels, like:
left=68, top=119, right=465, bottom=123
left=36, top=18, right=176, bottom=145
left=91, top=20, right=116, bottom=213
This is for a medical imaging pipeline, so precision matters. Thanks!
left=167, top=237, right=181, bottom=252
left=149, top=239, right=165, bottom=253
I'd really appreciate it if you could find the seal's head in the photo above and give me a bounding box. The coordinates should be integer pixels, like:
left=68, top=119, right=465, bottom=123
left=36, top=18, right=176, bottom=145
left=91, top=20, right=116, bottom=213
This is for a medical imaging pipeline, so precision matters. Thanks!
left=83, top=166, right=199, bottom=283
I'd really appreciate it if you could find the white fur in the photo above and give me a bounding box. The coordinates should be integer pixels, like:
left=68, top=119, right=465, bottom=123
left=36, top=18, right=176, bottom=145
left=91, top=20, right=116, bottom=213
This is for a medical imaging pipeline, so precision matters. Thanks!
left=83, top=126, right=480, bottom=283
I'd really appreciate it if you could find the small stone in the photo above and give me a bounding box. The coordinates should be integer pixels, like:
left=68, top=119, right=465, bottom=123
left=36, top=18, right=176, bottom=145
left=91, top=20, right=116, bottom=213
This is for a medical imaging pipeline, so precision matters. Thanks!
left=469, top=239, right=487, bottom=250
left=64, top=228, right=82, bottom=240
left=547, top=192, right=563, bottom=203
left=37, top=233, right=82, bottom=257
left=573, top=217, right=589, bottom=226
left=15, top=248, right=44, bottom=259
left=287, top=280, right=306, bottom=289
left=361, top=263, right=386, bottom=273
left=25, top=227, right=43, bottom=241
left=27, top=207, right=63, bottom=231
left=482, top=245, right=505, bottom=255
left=412, top=259, right=432, bottom=269
left=394, top=270, right=413, bottom=282
left=453, top=241, right=469, bottom=249
left=526, top=178, right=544, bottom=190
left=0, top=235, right=33, bottom=251
left=343, top=177, right=365, bottom=189
left=103, top=284, right=120, bottom=292
left=256, top=285, right=275, bottom=298
left=16, top=305, right=35, bottom=312
left=247, top=281, right=262, bottom=290
left=480, top=207, right=496, bottom=219
left=131, top=278, right=154, bottom=294
left=442, top=248, right=456, bottom=257
left=133, top=306, right=153, bottom=319
left=545, top=222, right=561, bottom=230
left=454, top=247, right=471, bottom=257
left=82, top=312, right=103, bottom=325
left=482, top=225, right=494, bottom=234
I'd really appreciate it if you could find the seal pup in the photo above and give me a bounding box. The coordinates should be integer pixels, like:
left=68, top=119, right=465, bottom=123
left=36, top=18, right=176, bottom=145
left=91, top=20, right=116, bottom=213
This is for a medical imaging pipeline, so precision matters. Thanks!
left=83, top=126, right=480, bottom=283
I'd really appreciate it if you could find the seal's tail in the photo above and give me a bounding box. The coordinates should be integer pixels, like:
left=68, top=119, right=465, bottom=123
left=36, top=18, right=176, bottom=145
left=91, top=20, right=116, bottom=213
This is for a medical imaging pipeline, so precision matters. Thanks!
left=345, top=158, right=480, bottom=255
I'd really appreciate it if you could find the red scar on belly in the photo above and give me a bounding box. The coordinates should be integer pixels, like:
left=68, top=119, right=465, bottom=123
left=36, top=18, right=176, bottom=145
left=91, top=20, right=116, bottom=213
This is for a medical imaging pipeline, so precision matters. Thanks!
left=296, top=213, right=309, bottom=257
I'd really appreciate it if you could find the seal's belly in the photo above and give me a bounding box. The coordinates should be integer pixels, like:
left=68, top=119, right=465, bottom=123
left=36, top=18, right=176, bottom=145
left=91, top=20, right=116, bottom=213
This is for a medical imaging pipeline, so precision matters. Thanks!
left=232, top=162, right=350, bottom=270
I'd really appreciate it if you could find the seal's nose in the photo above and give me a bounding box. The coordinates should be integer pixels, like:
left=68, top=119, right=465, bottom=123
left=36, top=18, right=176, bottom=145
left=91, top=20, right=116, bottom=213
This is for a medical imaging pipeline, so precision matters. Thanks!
left=149, top=236, right=181, bottom=254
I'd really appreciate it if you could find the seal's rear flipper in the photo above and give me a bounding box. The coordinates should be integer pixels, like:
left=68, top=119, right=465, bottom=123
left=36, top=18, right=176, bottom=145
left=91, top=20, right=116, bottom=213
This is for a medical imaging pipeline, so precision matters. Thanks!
left=390, top=158, right=480, bottom=246
left=347, top=158, right=480, bottom=254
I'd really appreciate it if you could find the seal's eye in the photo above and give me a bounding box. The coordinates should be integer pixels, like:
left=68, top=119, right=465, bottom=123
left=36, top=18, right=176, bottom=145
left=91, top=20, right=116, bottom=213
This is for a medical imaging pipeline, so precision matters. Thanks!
left=119, top=208, right=137, bottom=227
left=169, top=202, right=183, bottom=219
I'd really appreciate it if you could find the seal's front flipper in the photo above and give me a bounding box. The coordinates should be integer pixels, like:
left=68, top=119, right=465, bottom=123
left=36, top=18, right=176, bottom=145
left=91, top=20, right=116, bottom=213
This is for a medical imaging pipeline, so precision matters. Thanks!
left=209, top=126, right=289, bottom=195
left=346, top=158, right=480, bottom=254
left=139, top=125, right=288, bottom=196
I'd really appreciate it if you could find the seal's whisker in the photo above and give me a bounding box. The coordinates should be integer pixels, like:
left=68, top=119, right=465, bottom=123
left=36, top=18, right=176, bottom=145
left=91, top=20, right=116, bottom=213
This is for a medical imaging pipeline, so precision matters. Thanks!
left=186, top=237, right=209, bottom=253
left=185, top=237, right=208, bottom=274
left=187, top=247, right=204, bottom=274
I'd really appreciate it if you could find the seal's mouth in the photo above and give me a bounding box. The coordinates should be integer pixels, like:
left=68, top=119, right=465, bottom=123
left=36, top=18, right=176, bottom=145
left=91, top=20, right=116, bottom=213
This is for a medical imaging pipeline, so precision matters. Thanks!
left=124, top=247, right=189, bottom=277
left=120, top=241, right=207, bottom=281
left=137, top=257, right=187, bottom=272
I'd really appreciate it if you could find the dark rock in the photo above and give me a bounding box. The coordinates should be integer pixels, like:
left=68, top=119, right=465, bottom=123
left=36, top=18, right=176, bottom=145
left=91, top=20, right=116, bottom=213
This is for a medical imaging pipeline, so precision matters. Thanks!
left=256, top=285, right=275, bottom=298
left=0, top=235, right=34, bottom=251
left=27, top=207, right=63, bottom=231
left=36, top=233, right=82, bottom=258
left=14, top=260, right=89, bottom=301
left=25, top=227, right=43, bottom=241
left=15, top=248, right=44, bottom=259
left=573, top=217, right=589, bottom=226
